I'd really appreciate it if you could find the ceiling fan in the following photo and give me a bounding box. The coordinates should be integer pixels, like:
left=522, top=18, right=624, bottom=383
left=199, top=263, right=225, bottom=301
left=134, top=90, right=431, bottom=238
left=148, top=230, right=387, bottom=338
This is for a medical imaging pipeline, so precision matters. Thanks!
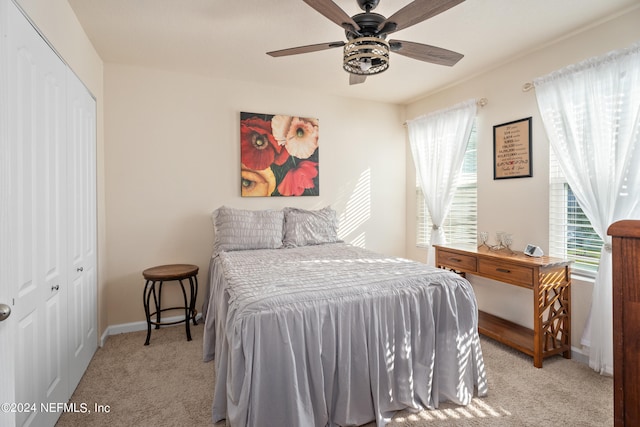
left=267, top=0, right=466, bottom=85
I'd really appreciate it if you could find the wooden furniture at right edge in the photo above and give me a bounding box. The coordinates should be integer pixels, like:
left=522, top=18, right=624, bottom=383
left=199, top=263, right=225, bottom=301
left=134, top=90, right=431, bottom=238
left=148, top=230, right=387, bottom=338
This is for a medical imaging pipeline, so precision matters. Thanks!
left=608, top=220, right=640, bottom=427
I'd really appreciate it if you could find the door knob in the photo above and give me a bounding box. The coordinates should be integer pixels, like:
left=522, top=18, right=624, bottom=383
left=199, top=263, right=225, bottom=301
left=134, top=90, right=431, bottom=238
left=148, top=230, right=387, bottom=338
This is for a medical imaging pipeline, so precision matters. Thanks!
left=0, top=303, right=11, bottom=322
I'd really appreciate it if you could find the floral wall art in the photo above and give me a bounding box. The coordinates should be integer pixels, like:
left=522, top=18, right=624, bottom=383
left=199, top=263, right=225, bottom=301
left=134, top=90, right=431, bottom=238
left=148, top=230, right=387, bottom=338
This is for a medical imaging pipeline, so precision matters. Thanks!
left=240, top=111, right=319, bottom=197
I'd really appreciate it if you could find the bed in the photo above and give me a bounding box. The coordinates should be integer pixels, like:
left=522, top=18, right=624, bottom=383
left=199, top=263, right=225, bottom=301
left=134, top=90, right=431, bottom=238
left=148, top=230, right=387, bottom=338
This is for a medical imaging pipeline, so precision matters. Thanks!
left=203, top=206, right=487, bottom=427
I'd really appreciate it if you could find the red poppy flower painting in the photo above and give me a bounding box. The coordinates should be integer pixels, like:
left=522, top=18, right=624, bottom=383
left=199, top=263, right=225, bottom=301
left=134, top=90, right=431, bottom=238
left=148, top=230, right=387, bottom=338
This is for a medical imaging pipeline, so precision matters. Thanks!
left=277, top=160, right=319, bottom=197
left=240, top=117, right=286, bottom=171
left=240, top=112, right=319, bottom=197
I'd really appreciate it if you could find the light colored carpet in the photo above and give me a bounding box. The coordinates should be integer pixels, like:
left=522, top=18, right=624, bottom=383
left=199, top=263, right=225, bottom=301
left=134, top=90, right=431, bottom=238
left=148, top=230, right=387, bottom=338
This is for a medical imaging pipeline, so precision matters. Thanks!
left=56, top=323, right=612, bottom=427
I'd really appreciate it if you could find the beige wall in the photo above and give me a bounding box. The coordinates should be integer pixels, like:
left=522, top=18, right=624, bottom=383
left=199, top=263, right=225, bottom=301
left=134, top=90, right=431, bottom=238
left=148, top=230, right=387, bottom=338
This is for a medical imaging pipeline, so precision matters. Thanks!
left=14, top=0, right=108, bottom=338
left=17, top=0, right=640, bottom=345
left=103, top=64, right=406, bottom=326
left=403, top=7, right=640, bottom=351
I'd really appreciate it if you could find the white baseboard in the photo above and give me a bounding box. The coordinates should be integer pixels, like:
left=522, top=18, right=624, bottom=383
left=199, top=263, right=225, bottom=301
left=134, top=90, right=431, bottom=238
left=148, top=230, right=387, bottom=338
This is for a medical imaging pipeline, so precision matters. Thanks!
left=100, top=313, right=203, bottom=347
left=571, top=345, right=589, bottom=365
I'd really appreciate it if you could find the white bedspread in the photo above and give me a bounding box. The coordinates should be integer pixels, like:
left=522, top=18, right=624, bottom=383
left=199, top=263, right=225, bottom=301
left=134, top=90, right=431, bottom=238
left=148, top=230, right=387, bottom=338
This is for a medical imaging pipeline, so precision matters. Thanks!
left=203, top=243, right=487, bottom=427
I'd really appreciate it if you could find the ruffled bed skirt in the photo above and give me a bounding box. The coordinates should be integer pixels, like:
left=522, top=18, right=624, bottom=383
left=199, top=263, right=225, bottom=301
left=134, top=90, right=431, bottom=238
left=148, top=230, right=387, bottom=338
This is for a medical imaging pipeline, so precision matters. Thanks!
left=203, top=244, right=487, bottom=427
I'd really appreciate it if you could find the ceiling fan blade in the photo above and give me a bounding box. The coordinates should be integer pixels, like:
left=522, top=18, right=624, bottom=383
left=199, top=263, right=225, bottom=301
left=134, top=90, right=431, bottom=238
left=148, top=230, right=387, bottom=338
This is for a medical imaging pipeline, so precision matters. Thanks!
left=303, top=0, right=361, bottom=32
left=267, top=41, right=345, bottom=57
left=349, top=74, right=367, bottom=85
left=379, top=0, right=465, bottom=34
left=390, top=39, right=463, bottom=66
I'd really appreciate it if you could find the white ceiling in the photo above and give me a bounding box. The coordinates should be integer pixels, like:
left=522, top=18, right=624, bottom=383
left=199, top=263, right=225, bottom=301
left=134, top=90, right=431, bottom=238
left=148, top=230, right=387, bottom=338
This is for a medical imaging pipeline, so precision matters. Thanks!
left=68, top=0, right=640, bottom=105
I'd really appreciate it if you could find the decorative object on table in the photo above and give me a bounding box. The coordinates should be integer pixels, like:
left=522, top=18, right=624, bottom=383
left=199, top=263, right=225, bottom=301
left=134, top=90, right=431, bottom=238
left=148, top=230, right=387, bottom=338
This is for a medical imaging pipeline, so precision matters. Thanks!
left=524, top=244, right=544, bottom=257
left=493, top=117, right=532, bottom=179
left=482, top=231, right=515, bottom=254
left=478, top=231, right=489, bottom=249
left=490, top=231, right=505, bottom=251
left=502, top=233, right=515, bottom=254
left=240, top=111, right=319, bottom=197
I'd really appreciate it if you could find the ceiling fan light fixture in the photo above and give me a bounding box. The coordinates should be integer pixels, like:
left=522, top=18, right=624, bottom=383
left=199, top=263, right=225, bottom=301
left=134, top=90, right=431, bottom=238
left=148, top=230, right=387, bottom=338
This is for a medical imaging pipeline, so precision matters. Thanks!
left=343, top=36, right=389, bottom=76
left=269, top=0, right=466, bottom=84
left=359, top=57, right=372, bottom=71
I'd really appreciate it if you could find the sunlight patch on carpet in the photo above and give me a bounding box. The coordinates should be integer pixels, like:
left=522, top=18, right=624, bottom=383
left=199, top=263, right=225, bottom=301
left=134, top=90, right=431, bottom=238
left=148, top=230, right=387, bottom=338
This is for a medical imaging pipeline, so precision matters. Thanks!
left=392, top=398, right=512, bottom=423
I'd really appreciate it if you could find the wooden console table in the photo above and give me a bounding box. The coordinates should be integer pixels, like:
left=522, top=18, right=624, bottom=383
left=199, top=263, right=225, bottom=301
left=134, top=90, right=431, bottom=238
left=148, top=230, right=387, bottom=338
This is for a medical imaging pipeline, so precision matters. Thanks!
left=434, top=244, right=572, bottom=368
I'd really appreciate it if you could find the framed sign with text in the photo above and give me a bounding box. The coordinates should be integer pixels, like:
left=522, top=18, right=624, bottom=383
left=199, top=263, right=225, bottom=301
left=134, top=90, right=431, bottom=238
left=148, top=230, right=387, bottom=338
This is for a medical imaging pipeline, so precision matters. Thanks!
left=493, top=117, right=532, bottom=179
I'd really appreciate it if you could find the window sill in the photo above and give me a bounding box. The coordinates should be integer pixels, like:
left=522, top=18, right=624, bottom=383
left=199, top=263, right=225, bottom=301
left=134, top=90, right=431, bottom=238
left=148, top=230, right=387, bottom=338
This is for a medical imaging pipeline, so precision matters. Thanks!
left=571, top=271, right=596, bottom=284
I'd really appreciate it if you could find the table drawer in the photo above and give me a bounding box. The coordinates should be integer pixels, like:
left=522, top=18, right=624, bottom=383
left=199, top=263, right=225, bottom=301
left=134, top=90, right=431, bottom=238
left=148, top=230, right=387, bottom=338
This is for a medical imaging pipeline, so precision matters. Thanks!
left=437, top=250, right=477, bottom=272
left=478, top=259, right=533, bottom=287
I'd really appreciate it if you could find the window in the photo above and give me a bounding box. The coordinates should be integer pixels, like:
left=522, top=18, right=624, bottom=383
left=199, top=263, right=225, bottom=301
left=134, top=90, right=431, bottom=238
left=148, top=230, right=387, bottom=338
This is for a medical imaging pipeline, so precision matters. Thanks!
left=549, top=150, right=603, bottom=274
left=416, top=125, right=477, bottom=248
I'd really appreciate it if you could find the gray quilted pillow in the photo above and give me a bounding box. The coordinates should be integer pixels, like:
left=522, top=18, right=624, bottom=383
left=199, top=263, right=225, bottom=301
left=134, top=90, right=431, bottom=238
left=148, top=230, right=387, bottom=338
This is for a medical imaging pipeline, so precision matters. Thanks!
left=283, top=206, right=340, bottom=247
left=212, top=206, right=284, bottom=253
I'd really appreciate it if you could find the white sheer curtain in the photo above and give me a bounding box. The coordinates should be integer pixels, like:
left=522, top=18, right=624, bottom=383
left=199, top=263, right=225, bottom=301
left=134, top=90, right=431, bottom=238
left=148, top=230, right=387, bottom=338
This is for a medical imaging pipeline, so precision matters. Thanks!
left=407, top=99, right=477, bottom=266
left=534, top=42, right=640, bottom=375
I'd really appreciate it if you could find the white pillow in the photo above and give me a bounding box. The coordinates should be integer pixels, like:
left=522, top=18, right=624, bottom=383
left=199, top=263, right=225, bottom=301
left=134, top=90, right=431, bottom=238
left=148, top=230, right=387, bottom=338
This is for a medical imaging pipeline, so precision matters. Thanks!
left=212, top=206, right=284, bottom=253
left=283, top=206, right=340, bottom=247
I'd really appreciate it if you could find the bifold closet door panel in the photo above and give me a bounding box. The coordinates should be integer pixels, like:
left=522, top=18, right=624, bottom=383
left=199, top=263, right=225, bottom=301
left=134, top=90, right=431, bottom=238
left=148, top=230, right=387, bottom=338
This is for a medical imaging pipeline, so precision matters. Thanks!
left=5, top=1, right=70, bottom=426
left=66, top=72, right=98, bottom=392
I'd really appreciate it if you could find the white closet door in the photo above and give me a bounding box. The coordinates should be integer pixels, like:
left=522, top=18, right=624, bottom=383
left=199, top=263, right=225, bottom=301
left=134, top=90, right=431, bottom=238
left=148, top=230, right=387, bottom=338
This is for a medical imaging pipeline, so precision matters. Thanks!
left=0, top=1, right=16, bottom=425
left=1, top=2, right=98, bottom=425
left=39, top=32, right=70, bottom=427
left=5, top=1, right=69, bottom=426
left=66, top=71, right=98, bottom=391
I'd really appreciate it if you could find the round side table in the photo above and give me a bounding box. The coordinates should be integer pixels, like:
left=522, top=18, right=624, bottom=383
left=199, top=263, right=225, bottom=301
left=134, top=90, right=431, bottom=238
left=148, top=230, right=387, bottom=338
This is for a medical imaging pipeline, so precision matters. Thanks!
left=142, top=264, right=199, bottom=345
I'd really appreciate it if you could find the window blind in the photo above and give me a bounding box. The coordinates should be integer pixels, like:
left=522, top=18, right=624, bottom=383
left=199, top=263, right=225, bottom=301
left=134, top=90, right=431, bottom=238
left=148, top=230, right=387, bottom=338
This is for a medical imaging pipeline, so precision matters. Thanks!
left=416, top=125, right=477, bottom=248
left=549, top=149, right=603, bottom=274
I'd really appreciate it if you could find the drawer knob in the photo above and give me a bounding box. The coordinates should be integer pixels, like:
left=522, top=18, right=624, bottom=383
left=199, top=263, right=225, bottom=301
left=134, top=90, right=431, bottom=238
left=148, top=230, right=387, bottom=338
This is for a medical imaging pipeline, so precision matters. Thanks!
left=451, top=258, right=462, bottom=262
left=496, top=268, right=511, bottom=273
